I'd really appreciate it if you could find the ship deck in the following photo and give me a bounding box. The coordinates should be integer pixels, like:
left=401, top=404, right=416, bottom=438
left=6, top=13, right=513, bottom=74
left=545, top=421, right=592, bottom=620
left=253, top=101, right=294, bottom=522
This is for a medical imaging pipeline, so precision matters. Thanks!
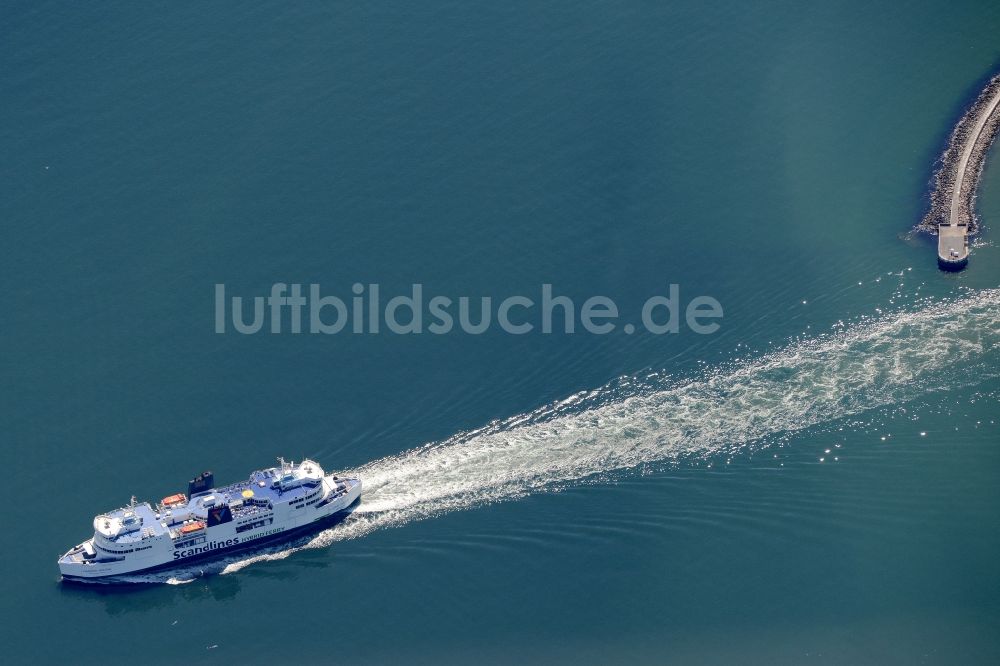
left=105, top=468, right=327, bottom=544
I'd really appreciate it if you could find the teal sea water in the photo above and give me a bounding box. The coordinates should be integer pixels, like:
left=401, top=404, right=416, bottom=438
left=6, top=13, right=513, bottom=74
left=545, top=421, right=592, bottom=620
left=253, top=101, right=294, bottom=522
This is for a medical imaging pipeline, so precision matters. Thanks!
left=2, top=1, right=1000, bottom=663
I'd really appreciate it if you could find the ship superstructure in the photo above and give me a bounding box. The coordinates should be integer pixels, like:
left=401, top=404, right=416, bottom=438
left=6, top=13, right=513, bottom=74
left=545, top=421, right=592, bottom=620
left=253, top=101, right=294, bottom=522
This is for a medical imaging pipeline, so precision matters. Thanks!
left=58, top=458, right=361, bottom=580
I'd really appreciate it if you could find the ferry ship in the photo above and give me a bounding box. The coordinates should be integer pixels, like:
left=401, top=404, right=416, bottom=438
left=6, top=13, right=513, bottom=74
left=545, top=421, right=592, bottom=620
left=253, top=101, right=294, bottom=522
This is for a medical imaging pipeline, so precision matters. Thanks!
left=58, top=458, right=362, bottom=580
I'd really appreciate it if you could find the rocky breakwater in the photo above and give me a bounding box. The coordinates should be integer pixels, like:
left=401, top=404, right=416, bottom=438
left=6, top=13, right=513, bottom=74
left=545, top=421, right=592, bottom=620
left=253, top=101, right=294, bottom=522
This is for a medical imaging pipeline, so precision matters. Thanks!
left=920, top=74, right=1000, bottom=236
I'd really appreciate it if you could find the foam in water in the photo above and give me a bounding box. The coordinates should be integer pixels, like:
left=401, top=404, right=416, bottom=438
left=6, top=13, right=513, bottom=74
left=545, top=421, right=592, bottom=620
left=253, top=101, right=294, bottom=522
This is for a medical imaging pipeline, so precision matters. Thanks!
left=122, top=289, right=1000, bottom=582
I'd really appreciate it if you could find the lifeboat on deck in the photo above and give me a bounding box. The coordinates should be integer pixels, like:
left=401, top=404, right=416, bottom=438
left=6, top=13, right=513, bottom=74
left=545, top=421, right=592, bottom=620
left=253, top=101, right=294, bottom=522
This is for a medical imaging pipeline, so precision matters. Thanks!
left=162, top=493, right=187, bottom=508
left=180, top=521, right=206, bottom=534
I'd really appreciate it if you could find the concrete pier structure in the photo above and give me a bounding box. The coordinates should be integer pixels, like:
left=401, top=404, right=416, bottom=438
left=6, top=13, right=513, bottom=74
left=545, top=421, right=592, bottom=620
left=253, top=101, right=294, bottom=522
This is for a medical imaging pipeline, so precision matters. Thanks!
left=937, top=223, right=969, bottom=270
left=920, top=74, right=1000, bottom=271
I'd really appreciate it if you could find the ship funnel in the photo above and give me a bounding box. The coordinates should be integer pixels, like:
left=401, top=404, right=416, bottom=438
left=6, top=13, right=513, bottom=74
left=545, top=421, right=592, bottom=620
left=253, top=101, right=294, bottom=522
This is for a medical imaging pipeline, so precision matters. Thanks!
left=188, top=470, right=214, bottom=496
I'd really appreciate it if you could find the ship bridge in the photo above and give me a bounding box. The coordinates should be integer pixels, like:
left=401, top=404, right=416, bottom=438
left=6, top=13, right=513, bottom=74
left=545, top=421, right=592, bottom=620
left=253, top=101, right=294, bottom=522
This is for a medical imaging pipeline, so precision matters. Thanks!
left=93, top=502, right=166, bottom=543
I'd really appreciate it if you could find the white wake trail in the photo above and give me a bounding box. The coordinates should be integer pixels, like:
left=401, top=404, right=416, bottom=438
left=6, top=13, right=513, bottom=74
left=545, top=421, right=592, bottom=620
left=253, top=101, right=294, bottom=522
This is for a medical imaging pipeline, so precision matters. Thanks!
left=267, top=288, right=1000, bottom=558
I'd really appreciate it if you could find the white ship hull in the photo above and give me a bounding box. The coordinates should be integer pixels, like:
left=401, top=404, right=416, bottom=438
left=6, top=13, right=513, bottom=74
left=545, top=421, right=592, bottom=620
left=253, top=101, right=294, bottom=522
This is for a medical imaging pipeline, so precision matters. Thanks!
left=59, top=462, right=361, bottom=580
